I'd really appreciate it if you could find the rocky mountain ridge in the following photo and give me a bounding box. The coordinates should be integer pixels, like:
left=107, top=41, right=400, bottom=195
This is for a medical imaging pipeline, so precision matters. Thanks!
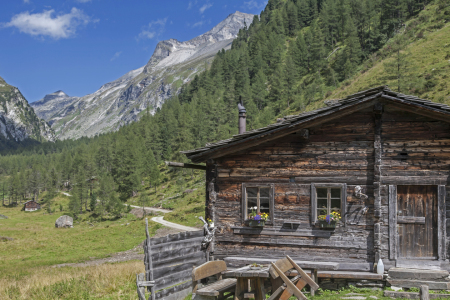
left=0, top=76, right=54, bottom=144
left=33, top=11, right=255, bottom=140
left=31, top=90, right=79, bottom=123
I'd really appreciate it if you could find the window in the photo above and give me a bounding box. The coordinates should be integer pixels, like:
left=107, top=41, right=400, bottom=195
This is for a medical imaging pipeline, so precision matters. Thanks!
left=316, top=188, right=341, bottom=218
left=242, top=183, right=274, bottom=223
left=311, top=184, right=347, bottom=225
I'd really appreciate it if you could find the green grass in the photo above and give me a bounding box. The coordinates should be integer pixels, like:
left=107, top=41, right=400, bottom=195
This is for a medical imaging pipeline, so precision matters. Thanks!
left=183, top=286, right=418, bottom=300
left=0, top=198, right=160, bottom=278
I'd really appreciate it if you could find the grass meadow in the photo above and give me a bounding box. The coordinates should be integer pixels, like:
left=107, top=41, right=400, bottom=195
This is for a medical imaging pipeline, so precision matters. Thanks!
left=0, top=198, right=160, bottom=299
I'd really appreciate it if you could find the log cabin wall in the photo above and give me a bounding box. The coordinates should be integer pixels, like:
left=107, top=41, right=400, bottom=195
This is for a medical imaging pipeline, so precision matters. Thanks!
left=210, top=108, right=377, bottom=264
left=203, top=100, right=450, bottom=268
left=380, top=104, right=450, bottom=262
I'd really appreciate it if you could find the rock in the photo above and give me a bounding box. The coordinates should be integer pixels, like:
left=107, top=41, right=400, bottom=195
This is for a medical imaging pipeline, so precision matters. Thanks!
left=346, top=293, right=363, bottom=296
left=369, top=296, right=378, bottom=299
left=55, top=215, right=74, bottom=228
left=0, top=214, right=8, bottom=219
left=390, top=286, right=403, bottom=291
left=341, top=297, right=366, bottom=300
left=0, top=236, right=13, bottom=242
left=0, top=77, right=54, bottom=142
left=184, top=189, right=194, bottom=194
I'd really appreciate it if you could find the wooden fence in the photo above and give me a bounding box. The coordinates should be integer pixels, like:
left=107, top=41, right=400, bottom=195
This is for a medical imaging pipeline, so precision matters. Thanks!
left=137, top=219, right=206, bottom=300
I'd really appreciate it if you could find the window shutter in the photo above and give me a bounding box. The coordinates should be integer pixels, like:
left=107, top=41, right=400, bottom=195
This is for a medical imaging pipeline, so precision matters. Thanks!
left=311, top=183, right=316, bottom=225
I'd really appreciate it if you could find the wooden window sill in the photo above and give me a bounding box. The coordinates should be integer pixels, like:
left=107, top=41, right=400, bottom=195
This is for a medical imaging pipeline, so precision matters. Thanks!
left=231, top=226, right=332, bottom=238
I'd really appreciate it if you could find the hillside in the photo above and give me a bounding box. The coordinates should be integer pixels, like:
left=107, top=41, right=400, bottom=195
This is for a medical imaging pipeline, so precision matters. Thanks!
left=33, top=11, right=255, bottom=140
left=0, top=76, right=54, bottom=149
left=306, top=0, right=450, bottom=111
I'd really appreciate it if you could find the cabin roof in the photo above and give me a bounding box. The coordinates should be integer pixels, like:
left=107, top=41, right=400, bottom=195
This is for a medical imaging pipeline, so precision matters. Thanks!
left=182, top=86, right=450, bottom=163
left=23, top=200, right=39, bottom=205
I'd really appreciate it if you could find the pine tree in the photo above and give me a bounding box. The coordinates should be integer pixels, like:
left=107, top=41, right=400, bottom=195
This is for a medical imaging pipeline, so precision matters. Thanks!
left=90, top=192, right=97, bottom=212
left=309, top=20, right=326, bottom=72
left=251, top=69, right=268, bottom=111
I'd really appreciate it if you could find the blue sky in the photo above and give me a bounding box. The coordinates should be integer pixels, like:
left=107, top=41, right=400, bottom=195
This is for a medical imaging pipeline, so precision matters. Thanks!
left=0, top=0, right=267, bottom=102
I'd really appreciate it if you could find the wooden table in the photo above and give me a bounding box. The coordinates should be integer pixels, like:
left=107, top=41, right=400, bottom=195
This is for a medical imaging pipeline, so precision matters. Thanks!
left=224, top=258, right=340, bottom=298
left=225, top=266, right=270, bottom=300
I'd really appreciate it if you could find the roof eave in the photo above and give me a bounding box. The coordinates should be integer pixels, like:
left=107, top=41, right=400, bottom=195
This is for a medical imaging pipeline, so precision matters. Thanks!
left=186, top=92, right=384, bottom=163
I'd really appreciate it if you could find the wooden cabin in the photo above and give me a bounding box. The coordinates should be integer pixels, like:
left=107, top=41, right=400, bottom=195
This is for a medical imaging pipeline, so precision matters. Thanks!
left=182, top=86, right=450, bottom=274
left=23, top=200, right=41, bottom=211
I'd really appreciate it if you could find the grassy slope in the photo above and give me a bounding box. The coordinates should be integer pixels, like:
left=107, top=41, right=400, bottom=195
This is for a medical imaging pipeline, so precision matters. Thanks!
left=0, top=193, right=162, bottom=299
left=305, top=2, right=450, bottom=111
left=127, top=165, right=206, bottom=228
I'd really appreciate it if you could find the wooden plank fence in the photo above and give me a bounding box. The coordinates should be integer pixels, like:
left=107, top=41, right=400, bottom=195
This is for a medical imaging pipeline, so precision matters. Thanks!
left=137, top=219, right=206, bottom=300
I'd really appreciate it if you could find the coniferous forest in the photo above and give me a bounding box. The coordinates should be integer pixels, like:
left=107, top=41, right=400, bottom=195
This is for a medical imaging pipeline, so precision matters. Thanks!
left=0, top=0, right=447, bottom=218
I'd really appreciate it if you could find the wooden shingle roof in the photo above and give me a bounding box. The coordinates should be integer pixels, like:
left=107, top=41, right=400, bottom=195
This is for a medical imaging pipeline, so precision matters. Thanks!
left=182, top=86, right=450, bottom=163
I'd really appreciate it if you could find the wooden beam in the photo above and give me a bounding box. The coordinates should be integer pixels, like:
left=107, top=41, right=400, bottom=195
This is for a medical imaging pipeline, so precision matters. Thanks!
left=380, top=95, right=450, bottom=123
left=165, top=161, right=206, bottom=170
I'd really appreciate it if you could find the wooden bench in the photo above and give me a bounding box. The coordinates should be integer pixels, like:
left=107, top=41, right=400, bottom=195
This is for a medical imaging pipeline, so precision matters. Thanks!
left=192, top=261, right=237, bottom=300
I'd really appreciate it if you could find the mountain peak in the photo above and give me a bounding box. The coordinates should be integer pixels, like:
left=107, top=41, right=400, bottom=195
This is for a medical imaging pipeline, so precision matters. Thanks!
left=144, top=11, right=255, bottom=73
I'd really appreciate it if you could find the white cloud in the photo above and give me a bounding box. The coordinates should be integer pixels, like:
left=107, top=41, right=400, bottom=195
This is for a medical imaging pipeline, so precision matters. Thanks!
left=199, top=3, right=212, bottom=14
left=244, top=0, right=267, bottom=10
left=3, top=8, right=93, bottom=39
left=110, top=51, right=122, bottom=61
left=192, top=21, right=204, bottom=28
left=76, top=0, right=92, bottom=2
left=137, top=18, right=167, bottom=40
left=23, top=0, right=31, bottom=4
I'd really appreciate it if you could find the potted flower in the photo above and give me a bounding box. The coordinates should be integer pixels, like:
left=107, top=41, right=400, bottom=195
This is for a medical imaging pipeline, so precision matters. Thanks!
left=207, top=218, right=214, bottom=228
left=247, top=207, right=269, bottom=227
left=249, top=262, right=263, bottom=270
left=317, top=211, right=341, bottom=229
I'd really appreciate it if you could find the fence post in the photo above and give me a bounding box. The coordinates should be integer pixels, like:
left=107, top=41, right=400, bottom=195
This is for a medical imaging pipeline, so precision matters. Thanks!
left=420, top=285, right=429, bottom=300
left=145, top=218, right=155, bottom=300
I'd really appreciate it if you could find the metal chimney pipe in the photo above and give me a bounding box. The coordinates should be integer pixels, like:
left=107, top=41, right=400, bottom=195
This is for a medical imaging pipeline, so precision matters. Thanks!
left=238, top=97, right=246, bottom=134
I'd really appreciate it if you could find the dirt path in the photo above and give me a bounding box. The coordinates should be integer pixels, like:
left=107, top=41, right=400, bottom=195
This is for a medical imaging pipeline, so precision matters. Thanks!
left=150, top=216, right=199, bottom=232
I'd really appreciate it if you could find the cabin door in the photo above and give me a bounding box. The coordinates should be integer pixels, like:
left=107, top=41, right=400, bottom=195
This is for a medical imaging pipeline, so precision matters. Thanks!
left=397, top=185, right=438, bottom=259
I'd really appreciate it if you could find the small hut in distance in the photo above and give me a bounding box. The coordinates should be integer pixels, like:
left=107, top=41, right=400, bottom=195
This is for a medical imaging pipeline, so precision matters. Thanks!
left=22, top=200, right=41, bottom=212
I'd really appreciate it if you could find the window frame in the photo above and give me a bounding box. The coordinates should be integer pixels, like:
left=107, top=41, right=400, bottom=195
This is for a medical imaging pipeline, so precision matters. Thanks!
left=311, top=183, right=347, bottom=226
left=242, top=183, right=274, bottom=224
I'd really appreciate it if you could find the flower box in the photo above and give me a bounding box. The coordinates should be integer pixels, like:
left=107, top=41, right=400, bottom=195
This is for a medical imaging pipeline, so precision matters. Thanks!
left=248, top=220, right=265, bottom=227
left=317, top=220, right=337, bottom=229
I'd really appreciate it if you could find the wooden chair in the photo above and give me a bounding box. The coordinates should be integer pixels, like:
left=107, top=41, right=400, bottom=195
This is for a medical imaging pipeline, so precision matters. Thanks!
left=268, top=256, right=319, bottom=300
left=192, top=261, right=237, bottom=300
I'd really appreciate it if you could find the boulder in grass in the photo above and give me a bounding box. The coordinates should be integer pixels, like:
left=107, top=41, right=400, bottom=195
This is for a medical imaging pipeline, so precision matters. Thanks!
left=55, top=215, right=73, bottom=228
left=0, top=214, right=7, bottom=219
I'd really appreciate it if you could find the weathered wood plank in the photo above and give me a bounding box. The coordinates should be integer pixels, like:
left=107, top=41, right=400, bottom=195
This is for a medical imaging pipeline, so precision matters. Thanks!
left=438, top=185, right=446, bottom=261
left=397, top=216, right=426, bottom=224
left=153, top=251, right=206, bottom=269
left=155, top=281, right=192, bottom=300
left=389, top=185, right=397, bottom=260
left=232, top=227, right=332, bottom=238
left=196, top=278, right=237, bottom=296
left=150, top=230, right=204, bottom=246
left=192, top=261, right=227, bottom=281
left=153, top=269, right=192, bottom=290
